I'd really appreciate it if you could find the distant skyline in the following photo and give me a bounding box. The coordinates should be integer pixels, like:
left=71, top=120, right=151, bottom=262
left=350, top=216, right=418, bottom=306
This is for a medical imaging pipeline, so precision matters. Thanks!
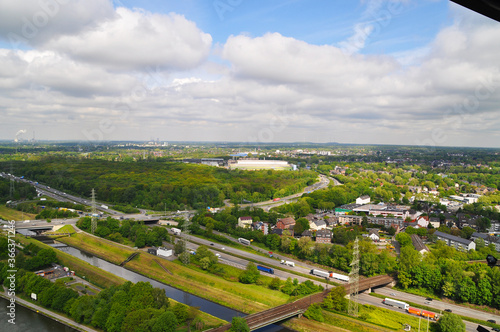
left=0, top=0, right=499, bottom=147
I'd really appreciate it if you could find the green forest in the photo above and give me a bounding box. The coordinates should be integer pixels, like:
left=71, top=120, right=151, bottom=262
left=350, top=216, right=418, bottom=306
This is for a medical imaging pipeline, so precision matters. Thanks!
left=1, top=158, right=317, bottom=211
left=0, top=177, right=36, bottom=203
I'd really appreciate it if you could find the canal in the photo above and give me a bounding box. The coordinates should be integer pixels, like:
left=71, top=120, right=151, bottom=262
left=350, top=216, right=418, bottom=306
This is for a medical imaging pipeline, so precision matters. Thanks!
left=0, top=297, right=76, bottom=332
left=56, top=245, right=292, bottom=331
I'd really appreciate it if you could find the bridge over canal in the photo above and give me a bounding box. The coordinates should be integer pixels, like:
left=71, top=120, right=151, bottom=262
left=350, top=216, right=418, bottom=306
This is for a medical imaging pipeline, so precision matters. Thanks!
left=208, top=274, right=394, bottom=331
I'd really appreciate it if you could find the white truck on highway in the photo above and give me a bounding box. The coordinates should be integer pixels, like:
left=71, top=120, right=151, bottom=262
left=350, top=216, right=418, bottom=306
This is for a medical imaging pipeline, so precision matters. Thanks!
left=383, top=298, right=409, bottom=310
left=171, top=228, right=181, bottom=235
left=280, top=260, right=295, bottom=267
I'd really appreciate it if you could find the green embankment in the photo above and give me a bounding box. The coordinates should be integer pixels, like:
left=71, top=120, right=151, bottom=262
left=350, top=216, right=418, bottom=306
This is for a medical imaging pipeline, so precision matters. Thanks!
left=56, top=232, right=135, bottom=265
left=286, top=305, right=424, bottom=332
left=18, top=236, right=126, bottom=289
left=0, top=204, right=37, bottom=221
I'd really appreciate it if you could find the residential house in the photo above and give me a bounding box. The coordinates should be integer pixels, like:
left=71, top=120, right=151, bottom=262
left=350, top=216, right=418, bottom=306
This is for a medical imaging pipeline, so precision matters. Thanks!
left=276, top=217, right=296, bottom=230
left=237, top=216, right=253, bottom=228
left=339, top=215, right=363, bottom=225
left=471, top=232, right=500, bottom=252
left=367, top=229, right=380, bottom=242
left=410, top=234, right=430, bottom=254
left=434, top=231, right=476, bottom=251
left=356, top=195, right=371, bottom=205
left=310, top=219, right=327, bottom=231
left=316, top=229, right=332, bottom=244
left=301, top=229, right=313, bottom=238
left=252, top=221, right=268, bottom=235
left=429, top=217, right=440, bottom=229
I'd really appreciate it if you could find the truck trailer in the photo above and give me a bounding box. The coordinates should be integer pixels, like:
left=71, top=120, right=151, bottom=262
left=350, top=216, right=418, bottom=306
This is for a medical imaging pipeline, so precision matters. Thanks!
left=330, top=272, right=349, bottom=282
left=383, top=298, right=409, bottom=310
left=257, top=265, right=274, bottom=274
left=310, top=269, right=330, bottom=278
left=407, top=307, right=438, bottom=320
left=238, top=238, right=251, bottom=245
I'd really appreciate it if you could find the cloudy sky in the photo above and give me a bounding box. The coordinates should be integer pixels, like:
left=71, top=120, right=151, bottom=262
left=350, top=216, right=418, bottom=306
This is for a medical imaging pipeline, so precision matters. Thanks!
left=0, top=0, right=499, bottom=147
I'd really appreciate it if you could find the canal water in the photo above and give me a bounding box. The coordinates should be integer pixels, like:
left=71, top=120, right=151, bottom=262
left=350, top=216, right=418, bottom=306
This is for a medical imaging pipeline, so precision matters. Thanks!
left=57, top=245, right=292, bottom=332
left=0, top=297, right=76, bottom=332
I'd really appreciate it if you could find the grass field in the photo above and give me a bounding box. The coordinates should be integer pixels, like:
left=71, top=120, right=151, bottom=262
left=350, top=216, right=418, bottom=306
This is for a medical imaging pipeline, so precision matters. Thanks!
left=56, top=232, right=135, bottom=265
left=0, top=204, right=36, bottom=221
left=47, top=224, right=76, bottom=234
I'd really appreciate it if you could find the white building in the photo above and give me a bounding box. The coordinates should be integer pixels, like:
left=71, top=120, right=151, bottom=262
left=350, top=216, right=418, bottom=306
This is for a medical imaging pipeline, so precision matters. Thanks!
left=356, top=195, right=371, bottom=205
left=157, top=247, right=173, bottom=258
left=238, top=216, right=253, bottom=228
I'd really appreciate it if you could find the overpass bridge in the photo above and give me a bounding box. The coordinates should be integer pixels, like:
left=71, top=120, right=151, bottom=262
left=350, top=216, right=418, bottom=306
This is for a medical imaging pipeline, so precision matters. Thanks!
left=208, top=274, right=394, bottom=331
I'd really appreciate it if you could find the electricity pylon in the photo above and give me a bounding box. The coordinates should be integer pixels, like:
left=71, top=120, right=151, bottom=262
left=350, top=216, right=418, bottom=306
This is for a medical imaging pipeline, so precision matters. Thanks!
left=348, top=237, right=360, bottom=317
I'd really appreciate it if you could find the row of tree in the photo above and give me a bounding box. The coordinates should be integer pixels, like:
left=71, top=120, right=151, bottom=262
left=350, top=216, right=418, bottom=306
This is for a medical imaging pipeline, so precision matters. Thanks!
left=77, top=217, right=170, bottom=248
left=397, top=236, right=500, bottom=309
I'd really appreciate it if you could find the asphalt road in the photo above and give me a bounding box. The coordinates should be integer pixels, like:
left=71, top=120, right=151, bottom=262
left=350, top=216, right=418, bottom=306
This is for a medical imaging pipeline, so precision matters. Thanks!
left=372, top=287, right=500, bottom=323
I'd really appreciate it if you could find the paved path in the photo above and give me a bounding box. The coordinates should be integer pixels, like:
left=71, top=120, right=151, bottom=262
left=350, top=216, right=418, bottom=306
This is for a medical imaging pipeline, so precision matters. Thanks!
left=0, top=290, right=98, bottom=332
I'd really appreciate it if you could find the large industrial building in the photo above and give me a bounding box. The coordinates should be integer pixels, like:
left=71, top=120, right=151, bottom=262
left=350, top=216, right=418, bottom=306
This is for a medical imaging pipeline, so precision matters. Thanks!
left=228, top=159, right=293, bottom=170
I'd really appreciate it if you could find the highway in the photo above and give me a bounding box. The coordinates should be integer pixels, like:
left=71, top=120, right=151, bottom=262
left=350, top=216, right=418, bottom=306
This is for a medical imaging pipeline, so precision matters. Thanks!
left=357, top=293, right=481, bottom=332
left=372, top=287, right=499, bottom=323
left=174, top=231, right=337, bottom=288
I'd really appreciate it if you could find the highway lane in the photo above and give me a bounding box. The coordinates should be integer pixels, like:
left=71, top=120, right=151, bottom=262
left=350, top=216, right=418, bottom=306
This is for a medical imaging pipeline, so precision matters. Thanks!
left=357, top=293, right=479, bottom=332
left=172, top=231, right=341, bottom=288
left=373, top=287, right=500, bottom=324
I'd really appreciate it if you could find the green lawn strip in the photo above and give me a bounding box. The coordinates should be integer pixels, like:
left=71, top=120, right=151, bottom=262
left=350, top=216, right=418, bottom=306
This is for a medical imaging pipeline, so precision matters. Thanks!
left=0, top=204, right=37, bottom=221
left=56, top=232, right=135, bottom=265
left=47, top=224, right=76, bottom=234
left=57, top=276, right=75, bottom=283
left=394, top=286, right=500, bottom=315
left=369, top=292, right=500, bottom=329
left=17, top=236, right=126, bottom=289
left=187, top=234, right=340, bottom=286
left=127, top=252, right=289, bottom=313
left=286, top=308, right=401, bottom=332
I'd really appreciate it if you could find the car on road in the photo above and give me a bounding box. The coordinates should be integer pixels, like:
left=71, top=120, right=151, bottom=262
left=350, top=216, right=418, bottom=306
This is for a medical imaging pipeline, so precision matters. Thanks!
left=492, top=328, right=500, bottom=332
left=210, top=243, right=214, bottom=246
left=424, top=301, right=430, bottom=304
left=221, top=247, right=225, bottom=250
left=444, top=309, right=452, bottom=312
left=390, top=293, right=396, bottom=296
left=487, top=320, right=496, bottom=324
left=425, top=297, right=433, bottom=301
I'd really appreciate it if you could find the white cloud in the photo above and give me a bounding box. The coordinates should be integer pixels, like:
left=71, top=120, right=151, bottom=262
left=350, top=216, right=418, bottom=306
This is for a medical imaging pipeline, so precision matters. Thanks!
left=46, top=7, right=213, bottom=71
left=0, top=0, right=114, bottom=46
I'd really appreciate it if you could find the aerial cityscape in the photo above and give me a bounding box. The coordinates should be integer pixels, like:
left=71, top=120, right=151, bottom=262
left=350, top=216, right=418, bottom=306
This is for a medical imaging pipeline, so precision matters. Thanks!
left=1, top=1, right=500, bottom=332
